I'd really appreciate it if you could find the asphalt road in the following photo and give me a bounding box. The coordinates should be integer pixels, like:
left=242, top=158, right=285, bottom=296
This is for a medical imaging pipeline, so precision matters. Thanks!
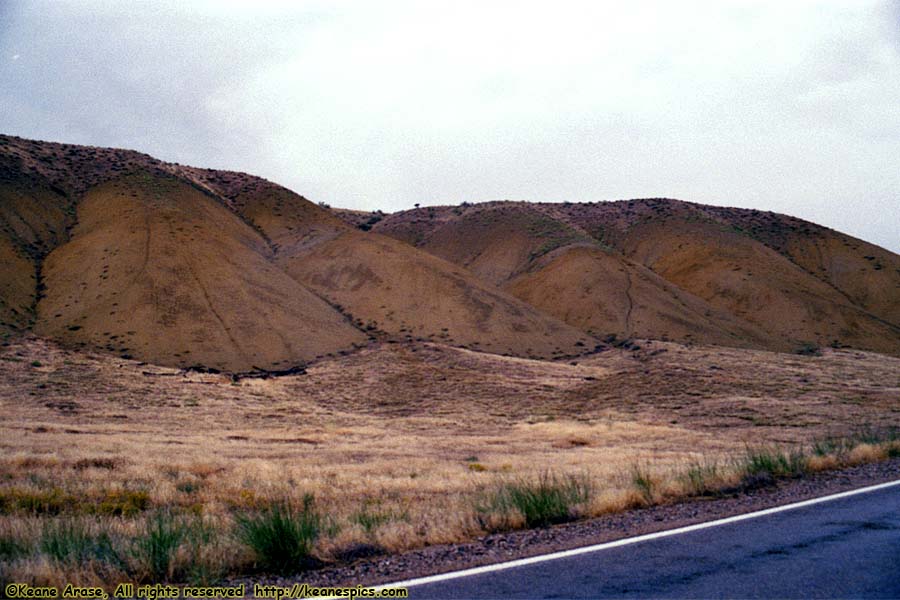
left=405, top=483, right=900, bottom=599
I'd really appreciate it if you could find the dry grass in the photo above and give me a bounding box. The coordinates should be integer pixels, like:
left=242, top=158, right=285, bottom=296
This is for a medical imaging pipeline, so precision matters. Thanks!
left=1, top=335, right=899, bottom=586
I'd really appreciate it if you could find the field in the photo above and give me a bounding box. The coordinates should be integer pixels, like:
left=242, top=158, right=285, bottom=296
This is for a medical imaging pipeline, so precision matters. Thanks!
left=2, top=334, right=899, bottom=586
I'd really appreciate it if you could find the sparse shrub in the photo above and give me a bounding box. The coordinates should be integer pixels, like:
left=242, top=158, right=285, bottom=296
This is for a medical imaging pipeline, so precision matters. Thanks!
left=794, top=342, right=821, bottom=356
left=176, top=481, right=201, bottom=495
left=358, top=215, right=383, bottom=231
left=811, top=436, right=849, bottom=458
left=73, top=457, right=117, bottom=471
left=94, top=489, right=150, bottom=517
left=478, top=473, right=591, bottom=530
left=180, top=516, right=227, bottom=585
left=0, top=488, right=72, bottom=515
left=235, top=494, right=322, bottom=574
left=850, top=425, right=900, bottom=446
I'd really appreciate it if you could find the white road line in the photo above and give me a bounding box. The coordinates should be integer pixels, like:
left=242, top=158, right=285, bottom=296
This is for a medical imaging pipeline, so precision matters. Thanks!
left=372, top=478, right=900, bottom=591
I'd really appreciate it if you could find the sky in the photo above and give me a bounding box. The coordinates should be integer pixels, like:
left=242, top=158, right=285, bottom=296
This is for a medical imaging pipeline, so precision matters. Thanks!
left=1, top=0, right=898, bottom=252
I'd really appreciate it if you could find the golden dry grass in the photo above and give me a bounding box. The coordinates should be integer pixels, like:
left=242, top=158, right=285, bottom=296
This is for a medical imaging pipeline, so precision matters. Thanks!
left=1, top=334, right=899, bottom=586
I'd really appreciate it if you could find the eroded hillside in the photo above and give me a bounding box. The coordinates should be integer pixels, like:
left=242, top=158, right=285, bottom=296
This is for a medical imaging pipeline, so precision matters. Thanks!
left=356, top=199, right=900, bottom=355
left=0, top=135, right=595, bottom=370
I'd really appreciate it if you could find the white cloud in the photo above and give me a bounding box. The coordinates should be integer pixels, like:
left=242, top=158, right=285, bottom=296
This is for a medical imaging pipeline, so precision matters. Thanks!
left=1, top=0, right=898, bottom=251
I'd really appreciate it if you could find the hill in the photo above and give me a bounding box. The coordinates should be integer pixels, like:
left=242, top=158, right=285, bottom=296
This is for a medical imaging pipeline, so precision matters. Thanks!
left=0, top=134, right=593, bottom=370
left=360, top=199, right=900, bottom=355
left=4, top=133, right=896, bottom=365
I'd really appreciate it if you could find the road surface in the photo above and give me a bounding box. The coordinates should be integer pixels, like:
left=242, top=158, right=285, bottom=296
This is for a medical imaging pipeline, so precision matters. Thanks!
left=402, top=482, right=900, bottom=599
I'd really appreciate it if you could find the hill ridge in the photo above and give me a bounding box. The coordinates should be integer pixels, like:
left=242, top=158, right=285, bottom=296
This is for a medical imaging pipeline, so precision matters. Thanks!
left=1, top=135, right=596, bottom=370
left=358, top=199, right=899, bottom=355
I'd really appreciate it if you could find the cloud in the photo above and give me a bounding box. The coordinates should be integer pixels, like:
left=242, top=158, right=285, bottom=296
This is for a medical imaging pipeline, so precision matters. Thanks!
left=0, top=0, right=898, bottom=252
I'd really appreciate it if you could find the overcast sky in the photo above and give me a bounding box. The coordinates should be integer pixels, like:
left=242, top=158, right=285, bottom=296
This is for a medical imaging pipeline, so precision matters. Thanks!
left=1, top=0, right=898, bottom=252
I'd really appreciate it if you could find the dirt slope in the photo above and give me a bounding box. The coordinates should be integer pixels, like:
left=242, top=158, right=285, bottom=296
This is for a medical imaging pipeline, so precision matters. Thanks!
left=402, top=204, right=593, bottom=285
left=507, top=246, right=774, bottom=348
left=367, top=203, right=773, bottom=349
left=548, top=198, right=900, bottom=330
left=618, top=219, right=900, bottom=353
left=4, top=132, right=894, bottom=364
left=1, top=135, right=596, bottom=367
left=280, top=230, right=595, bottom=359
left=724, top=216, right=900, bottom=326
left=178, top=167, right=350, bottom=255
left=0, top=177, right=71, bottom=332
left=781, top=233, right=899, bottom=325
left=34, top=174, right=366, bottom=371
left=180, top=168, right=595, bottom=359
left=365, top=200, right=900, bottom=354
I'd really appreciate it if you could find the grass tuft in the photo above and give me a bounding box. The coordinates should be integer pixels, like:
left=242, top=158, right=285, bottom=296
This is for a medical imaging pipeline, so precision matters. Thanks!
left=630, top=463, right=656, bottom=504
left=0, top=534, right=28, bottom=561
left=131, top=511, right=186, bottom=582
left=0, top=488, right=70, bottom=515
left=95, top=489, right=151, bottom=517
left=478, top=472, right=591, bottom=530
left=235, top=494, right=322, bottom=575
left=682, top=459, right=721, bottom=497
left=40, top=518, right=121, bottom=566
left=741, top=446, right=807, bottom=480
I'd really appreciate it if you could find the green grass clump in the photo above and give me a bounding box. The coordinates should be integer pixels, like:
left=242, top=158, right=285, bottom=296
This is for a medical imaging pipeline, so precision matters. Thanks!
left=811, top=427, right=900, bottom=460
left=235, top=494, right=322, bottom=574
left=631, top=464, right=655, bottom=504
left=682, top=459, right=721, bottom=497
left=0, top=487, right=150, bottom=517
left=40, top=519, right=120, bottom=566
left=742, top=446, right=807, bottom=479
left=480, top=473, right=591, bottom=529
left=0, top=534, right=28, bottom=561
left=131, top=511, right=186, bottom=581
left=811, top=437, right=849, bottom=457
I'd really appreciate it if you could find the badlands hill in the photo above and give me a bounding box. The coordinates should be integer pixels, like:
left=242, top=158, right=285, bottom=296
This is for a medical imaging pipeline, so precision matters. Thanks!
left=2, top=134, right=896, bottom=369
left=342, top=200, right=900, bottom=355
left=0, top=135, right=593, bottom=371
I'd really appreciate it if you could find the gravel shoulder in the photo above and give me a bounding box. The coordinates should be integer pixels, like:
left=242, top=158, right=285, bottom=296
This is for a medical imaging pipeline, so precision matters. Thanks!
left=238, top=458, right=900, bottom=589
